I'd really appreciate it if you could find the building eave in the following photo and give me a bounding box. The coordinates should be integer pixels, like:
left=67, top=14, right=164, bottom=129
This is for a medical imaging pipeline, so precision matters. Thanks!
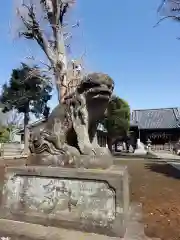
left=131, top=107, right=180, bottom=130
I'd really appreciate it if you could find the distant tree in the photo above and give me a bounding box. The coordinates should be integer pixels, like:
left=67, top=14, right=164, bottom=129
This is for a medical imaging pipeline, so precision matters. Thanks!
left=0, top=125, right=11, bottom=143
left=103, top=96, right=130, bottom=151
left=0, top=63, right=52, bottom=153
left=4, top=109, right=24, bottom=139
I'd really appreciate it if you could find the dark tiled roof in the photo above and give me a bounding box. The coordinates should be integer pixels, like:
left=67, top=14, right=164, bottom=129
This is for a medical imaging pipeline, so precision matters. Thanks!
left=131, top=108, right=180, bottom=129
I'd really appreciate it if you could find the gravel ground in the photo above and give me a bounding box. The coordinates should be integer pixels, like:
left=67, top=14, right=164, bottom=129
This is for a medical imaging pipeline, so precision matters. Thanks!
left=116, top=159, right=180, bottom=240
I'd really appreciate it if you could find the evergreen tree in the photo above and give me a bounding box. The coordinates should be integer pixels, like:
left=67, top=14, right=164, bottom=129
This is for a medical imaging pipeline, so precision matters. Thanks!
left=103, top=95, right=130, bottom=151
left=0, top=63, right=52, bottom=153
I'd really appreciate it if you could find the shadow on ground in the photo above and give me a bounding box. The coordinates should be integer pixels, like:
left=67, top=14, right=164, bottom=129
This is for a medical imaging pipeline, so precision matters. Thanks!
left=145, top=163, right=180, bottom=179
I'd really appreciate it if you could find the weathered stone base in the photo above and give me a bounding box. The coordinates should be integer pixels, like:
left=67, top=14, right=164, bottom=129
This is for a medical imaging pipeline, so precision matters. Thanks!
left=0, top=166, right=129, bottom=238
left=0, top=204, right=161, bottom=240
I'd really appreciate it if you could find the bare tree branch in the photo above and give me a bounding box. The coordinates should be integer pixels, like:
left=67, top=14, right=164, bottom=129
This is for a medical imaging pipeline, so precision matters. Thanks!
left=156, top=0, right=180, bottom=28
left=154, top=15, right=176, bottom=27
left=17, top=4, right=55, bottom=63
left=14, top=0, right=86, bottom=102
left=6, top=109, right=24, bottom=128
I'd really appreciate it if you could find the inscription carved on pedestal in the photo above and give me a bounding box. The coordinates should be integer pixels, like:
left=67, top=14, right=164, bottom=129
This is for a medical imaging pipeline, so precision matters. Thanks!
left=5, top=176, right=116, bottom=227
left=1, top=166, right=129, bottom=237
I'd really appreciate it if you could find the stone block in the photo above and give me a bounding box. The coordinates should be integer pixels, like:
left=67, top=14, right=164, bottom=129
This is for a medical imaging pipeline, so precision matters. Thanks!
left=0, top=166, right=129, bottom=238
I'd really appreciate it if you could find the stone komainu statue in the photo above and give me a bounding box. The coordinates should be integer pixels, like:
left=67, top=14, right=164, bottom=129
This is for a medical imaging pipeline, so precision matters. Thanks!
left=28, top=73, right=114, bottom=169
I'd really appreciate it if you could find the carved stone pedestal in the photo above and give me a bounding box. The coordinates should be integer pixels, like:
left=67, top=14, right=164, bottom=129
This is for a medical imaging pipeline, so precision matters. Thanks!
left=0, top=165, right=129, bottom=238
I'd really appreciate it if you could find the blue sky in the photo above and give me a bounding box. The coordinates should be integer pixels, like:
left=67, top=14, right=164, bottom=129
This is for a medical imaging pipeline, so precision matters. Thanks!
left=1, top=0, right=180, bottom=111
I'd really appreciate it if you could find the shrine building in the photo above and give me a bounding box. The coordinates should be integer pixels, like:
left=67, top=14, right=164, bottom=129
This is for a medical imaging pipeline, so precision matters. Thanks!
left=130, top=107, right=180, bottom=151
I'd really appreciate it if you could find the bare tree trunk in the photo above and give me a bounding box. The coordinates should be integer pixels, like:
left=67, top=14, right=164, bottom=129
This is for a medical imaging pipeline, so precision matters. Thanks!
left=55, top=71, right=65, bottom=103
left=107, top=137, right=113, bottom=153
left=56, top=28, right=68, bottom=102
left=55, top=54, right=68, bottom=103
left=23, top=111, right=30, bottom=155
left=115, top=142, right=118, bottom=152
left=15, top=0, right=76, bottom=103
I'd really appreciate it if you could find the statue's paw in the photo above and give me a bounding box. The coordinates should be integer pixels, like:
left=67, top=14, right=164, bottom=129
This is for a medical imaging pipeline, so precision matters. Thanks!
left=80, top=154, right=113, bottom=169
left=93, top=147, right=110, bottom=156
left=80, top=144, right=95, bottom=156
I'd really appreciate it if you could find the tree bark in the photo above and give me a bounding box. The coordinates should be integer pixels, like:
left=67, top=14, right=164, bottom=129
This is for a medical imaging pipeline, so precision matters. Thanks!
left=55, top=59, right=68, bottom=103
left=56, top=34, right=68, bottom=102
left=115, top=142, right=118, bottom=152
left=107, top=137, right=113, bottom=153
left=23, top=110, right=30, bottom=155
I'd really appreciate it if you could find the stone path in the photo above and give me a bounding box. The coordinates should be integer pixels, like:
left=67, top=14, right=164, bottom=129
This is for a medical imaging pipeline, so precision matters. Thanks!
left=0, top=204, right=160, bottom=240
left=168, top=161, right=180, bottom=171
left=152, top=151, right=180, bottom=161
